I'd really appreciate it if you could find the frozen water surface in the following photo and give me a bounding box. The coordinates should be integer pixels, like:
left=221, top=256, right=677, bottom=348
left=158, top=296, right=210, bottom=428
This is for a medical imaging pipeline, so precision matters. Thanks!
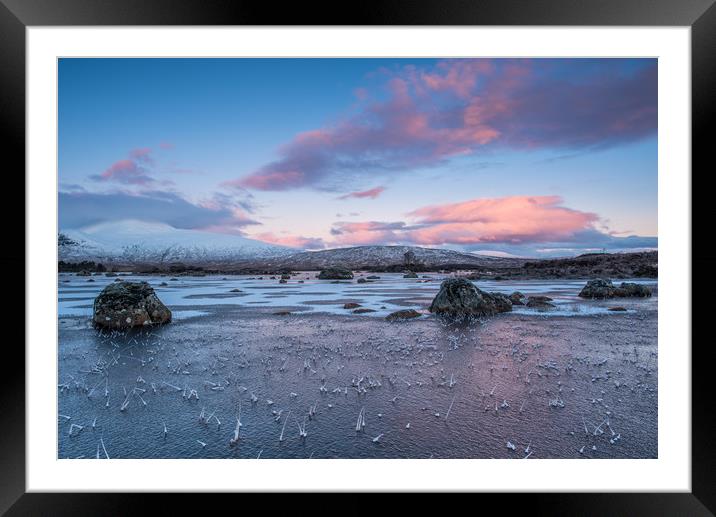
left=58, top=272, right=657, bottom=459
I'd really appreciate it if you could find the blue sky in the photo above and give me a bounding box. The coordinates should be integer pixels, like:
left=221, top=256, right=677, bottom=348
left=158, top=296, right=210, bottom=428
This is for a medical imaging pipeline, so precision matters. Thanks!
left=59, top=58, right=657, bottom=257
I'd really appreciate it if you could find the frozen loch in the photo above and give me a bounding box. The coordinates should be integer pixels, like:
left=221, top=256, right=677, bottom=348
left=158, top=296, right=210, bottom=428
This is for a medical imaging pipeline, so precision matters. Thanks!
left=58, top=272, right=657, bottom=459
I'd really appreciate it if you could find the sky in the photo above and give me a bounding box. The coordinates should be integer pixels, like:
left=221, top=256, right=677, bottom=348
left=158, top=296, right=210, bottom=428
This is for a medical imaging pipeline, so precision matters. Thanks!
left=58, top=58, right=657, bottom=258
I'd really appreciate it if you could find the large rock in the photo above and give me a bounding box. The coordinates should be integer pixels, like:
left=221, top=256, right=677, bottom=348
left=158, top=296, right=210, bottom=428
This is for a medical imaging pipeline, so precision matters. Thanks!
left=509, top=291, right=526, bottom=305
left=429, top=278, right=512, bottom=317
left=403, top=271, right=418, bottom=278
left=578, top=278, right=616, bottom=299
left=93, top=281, right=171, bottom=329
left=579, top=279, right=652, bottom=299
left=318, top=267, right=354, bottom=280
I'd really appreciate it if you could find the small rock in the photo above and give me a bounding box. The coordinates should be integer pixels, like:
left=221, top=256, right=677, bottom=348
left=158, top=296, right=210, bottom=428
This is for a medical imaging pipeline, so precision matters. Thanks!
left=318, top=268, right=354, bottom=280
left=386, top=309, right=421, bottom=321
left=526, top=295, right=556, bottom=309
left=509, top=291, right=526, bottom=305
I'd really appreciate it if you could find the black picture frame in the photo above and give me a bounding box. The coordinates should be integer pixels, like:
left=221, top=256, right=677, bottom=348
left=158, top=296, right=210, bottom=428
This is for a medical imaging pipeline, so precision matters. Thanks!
left=2, top=0, right=712, bottom=512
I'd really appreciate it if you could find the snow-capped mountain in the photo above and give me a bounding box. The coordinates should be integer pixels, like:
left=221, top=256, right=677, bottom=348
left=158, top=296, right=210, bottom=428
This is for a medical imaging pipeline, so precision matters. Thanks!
left=59, top=220, right=294, bottom=264
left=272, top=245, right=524, bottom=270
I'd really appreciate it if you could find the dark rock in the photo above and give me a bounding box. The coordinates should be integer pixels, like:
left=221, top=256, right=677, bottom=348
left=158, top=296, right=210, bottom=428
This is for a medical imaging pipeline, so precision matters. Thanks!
left=105, top=272, right=118, bottom=277
left=509, top=291, right=526, bottom=305
left=608, top=306, right=627, bottom=311
left=386, top=309, right=422, bottom=321
left=578, top=278, right=616, bottom=299
left=491, top=292, right=513, bottom=312
left=615, top=282, right=652, bottom=297
left=353, top=308, right=377, bottom=314
left=280, top=274, right=291, bottom=280
left=526, top=296, right=556, bottom=309
left=318, top=267, right=354, bottom=280
left=93, top=281, right=171, bottom=329
left=428, top=278, right=512, bottom=317
left=356, top=278, right=369, bottom=284
left=579, top=279, right=651, bottom=299
left=403, top=271, right=418, bottom=278
left=159, top=282, right=168, bottom=287
left=273, top=310, right=292, bottom=316
left=229, top=288, right=242, bottom=293
left=366, top=275, right=381, bottom=280
left=279, top=279, right=288, bottom=284
left=77, top=270, right=92, bottom=277
left=344, top=303, right=361, bottom=309
left=87, top=278, right=95, bottom=282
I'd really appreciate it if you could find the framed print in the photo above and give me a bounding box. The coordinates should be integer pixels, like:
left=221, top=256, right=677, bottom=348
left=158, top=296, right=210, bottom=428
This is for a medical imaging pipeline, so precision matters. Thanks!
left=3, top=0, right=713, bottom=512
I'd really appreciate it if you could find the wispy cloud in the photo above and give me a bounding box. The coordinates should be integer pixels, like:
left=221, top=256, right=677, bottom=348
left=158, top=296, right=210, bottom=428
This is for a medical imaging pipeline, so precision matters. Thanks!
left=236, top=59, right=657, bottom=191
left=91, top=147, right=158, bottom=185
left=253, top=232, right=325, bottom=250
left=91, top=158, right=154, bottom=185
left=338, top=186, right=386, bottom=200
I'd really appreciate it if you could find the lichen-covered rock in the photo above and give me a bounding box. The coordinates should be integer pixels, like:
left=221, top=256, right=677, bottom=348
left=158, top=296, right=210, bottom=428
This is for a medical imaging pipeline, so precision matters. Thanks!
left=428, top=278, right=512, bottom=317
left=614, top=282, right=652, bottom=297
left=93, top=281, right=171, bottom=329
left=386, top=309, right=422, bottom=321
left=509, top=291, right=526, bottom=305
left=578, top=278, right=616, bottom=299
left=318, top=267, right=354, bottom=280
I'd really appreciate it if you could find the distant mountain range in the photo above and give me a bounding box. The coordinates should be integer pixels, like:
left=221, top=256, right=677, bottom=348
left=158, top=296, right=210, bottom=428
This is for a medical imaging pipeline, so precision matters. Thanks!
left=58, top=220, right=521, bottom=270
left=58, top=220, right=656, bottom=278
left=268, top=245, right=523, bottom=270
left=59, top=220, right=293, bottom=264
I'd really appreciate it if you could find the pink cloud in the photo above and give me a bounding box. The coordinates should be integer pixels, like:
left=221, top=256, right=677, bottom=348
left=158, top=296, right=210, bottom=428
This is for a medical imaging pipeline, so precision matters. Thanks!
left=92, top=147, right=158, bottom=185
left=159, top=141, right=175, bottom=150
left=338, top=186, right=386, bottom=200
left=330, top=195, right=598, bottom=246
left=253, top=232, right=325, bottom=250
left=92, top=159, right=154, bottom=185
left=129, top=147, right=154, bottom=164
left=234, top=59, right=656, bottom=191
